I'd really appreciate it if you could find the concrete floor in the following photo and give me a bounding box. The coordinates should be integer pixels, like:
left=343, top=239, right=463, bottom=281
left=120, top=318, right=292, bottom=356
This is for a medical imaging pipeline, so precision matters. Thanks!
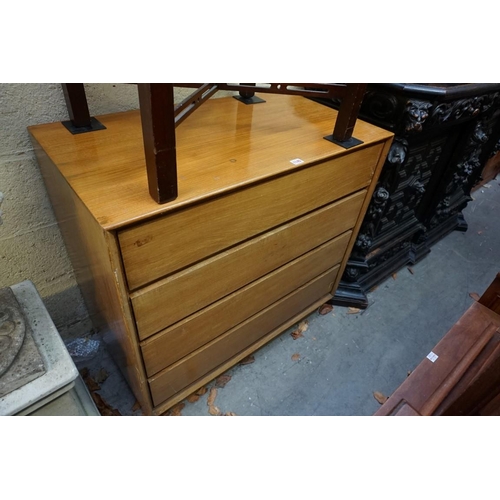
left=75, top=179, right=500, bottom=416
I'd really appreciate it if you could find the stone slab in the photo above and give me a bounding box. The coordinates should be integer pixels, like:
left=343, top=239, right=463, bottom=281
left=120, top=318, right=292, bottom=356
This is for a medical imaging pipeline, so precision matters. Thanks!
left=0, top=280, right=78, bottom=415
left=27, top=376, right=99, bottom=416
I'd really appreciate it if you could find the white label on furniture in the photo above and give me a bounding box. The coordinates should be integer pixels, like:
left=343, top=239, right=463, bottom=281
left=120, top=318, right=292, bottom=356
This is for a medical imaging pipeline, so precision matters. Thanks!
left=290, top=158, right=304, bottom=165
left=427, top=351, right=439, bottom=363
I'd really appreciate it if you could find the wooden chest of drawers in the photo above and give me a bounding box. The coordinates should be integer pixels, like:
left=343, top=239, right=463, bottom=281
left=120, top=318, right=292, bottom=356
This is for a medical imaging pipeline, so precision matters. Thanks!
left=29, top=94, right=393, bottom=415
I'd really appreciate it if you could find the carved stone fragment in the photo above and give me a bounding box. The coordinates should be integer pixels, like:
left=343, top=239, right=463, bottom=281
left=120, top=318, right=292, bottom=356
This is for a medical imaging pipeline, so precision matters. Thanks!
left=0, top=286, right=46, bottom=398
left=0, top=288, right=26, bottom=377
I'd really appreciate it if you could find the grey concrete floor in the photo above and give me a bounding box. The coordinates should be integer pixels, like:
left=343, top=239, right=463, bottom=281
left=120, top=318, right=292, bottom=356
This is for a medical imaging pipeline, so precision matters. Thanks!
left=76, top=179, right=500, bottom=416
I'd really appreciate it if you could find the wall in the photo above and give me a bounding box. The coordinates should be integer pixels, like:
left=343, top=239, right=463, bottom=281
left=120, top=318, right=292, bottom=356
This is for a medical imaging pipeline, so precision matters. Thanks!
left=0, top=83, right=232, bottom=340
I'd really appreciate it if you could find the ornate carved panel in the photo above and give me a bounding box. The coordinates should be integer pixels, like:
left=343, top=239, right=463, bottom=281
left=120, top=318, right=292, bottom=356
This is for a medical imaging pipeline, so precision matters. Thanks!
left=313, top=84, right=500, bottom=308
left=351, top=135, right=447, bottom=260
left=427, top=98, right=500, bottom=231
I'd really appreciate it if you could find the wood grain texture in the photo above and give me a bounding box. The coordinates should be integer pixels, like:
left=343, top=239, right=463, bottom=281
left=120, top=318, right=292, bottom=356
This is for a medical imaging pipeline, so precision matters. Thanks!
left=131, top=192, right=363, bottom=339
left=148, top=268, right=338, bottom=406
left=478, top=272, right=500, bottom=314
left=141, top=239, right=344, bottom=376
left=28, top=94, right=393, bottom=231
left=375, top=302, right=500, bottom=416
left=437, top=335, right=500, bottom=415
left=119, top=145, right=379, bottom=290
left=30, top=137, right=153, bottom=414
left=393, top=402, right=421, bottom=416
left=478, top=390, right=500, bottom=415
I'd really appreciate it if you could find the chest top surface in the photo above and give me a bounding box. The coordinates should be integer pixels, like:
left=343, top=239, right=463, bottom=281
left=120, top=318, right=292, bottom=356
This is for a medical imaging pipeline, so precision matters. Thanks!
left=28, top=94, right=393, bottom=230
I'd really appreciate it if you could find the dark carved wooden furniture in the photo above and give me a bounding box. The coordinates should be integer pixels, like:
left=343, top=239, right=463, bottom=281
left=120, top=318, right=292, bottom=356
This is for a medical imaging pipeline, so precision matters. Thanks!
left=312, top=83, right=500, bottom=308
left=375, top=273, right=500, bottom=416
left=61, top=83, right=367, bottom=204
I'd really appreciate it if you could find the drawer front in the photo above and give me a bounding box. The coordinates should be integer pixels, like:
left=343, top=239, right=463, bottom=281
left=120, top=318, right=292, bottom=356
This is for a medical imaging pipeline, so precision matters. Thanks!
left=141, top=237, right=345, bottom=376
left=119, top=144, right=381, bottom=290
left=148, top=267, right=338, bottom=407
left=131, top=191, right=364, bottom=339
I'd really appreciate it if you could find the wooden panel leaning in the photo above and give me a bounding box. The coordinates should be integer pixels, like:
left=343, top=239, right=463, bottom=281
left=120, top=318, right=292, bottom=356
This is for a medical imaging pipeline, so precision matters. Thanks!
left=478, top=272, right=500, bottom=315
left=375, top=272, right=500, bottom=416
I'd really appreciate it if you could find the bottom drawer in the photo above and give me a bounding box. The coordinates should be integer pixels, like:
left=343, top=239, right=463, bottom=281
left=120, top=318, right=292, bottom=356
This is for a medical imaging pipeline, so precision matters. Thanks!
left=148, top=266, right=338, bottom=407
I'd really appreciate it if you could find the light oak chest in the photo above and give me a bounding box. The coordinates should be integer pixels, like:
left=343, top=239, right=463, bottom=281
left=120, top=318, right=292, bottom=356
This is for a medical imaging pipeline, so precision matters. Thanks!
left=29, top=95, right=393, bottom=415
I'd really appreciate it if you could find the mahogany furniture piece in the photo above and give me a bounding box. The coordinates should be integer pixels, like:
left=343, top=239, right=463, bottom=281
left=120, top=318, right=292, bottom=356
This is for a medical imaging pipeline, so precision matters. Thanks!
left=29, top=94, right=393, bottom=415
left=375, top=273, right=500, bottom=416
left=62, top=83, right=367, bottom=204
left=313, top=84, right=500, bottom=308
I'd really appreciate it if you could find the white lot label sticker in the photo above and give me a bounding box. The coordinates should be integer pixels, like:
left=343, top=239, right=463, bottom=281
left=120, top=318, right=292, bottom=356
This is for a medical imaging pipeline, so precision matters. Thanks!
left=427, top=351, right=439, bottom=363
left=290, top=158, right=304, bottom=165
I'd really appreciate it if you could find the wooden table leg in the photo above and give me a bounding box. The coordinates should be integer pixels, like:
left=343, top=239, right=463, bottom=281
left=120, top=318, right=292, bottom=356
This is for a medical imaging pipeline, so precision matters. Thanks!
left=137, top=83, right=178, bottom=204
left=325, top=83, right=367, bottom=148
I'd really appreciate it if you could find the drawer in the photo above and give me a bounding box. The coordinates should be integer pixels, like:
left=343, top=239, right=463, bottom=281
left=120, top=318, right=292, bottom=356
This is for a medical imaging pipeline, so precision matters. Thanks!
left=148, top=267, right=338, bottom=407
left=119, top=144, right=382, bottom=290
left=131, top=191, right=364, bottom=339
left=141, top=236, right=346, bottom=376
